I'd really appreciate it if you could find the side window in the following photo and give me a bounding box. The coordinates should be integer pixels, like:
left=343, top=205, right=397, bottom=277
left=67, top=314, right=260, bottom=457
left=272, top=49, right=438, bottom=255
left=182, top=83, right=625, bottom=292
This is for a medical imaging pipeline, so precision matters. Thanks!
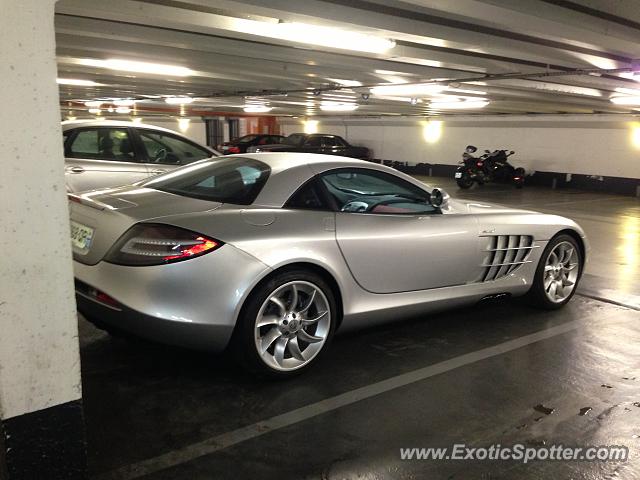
left=319, top=168, right=437, bottom=215
left=304, top=136, right=322, bottom=148
left=286, top=179, right=331, bottom=210
left=139, top=130, right=211, bottom=165
left=67, top=128, right=136, bottom=162
left=333, top=137, right=347, bottom=147
left=322, top=137, right=337, bottom=147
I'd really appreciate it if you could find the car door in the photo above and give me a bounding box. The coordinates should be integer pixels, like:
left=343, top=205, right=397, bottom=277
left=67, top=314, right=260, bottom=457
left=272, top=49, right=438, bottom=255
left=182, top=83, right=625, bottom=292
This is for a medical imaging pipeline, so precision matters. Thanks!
left=135, top=128, right=215, bottom=176
left=319, top=168, right=482, bottom=293
left=64, top=127, right=150, bottom=192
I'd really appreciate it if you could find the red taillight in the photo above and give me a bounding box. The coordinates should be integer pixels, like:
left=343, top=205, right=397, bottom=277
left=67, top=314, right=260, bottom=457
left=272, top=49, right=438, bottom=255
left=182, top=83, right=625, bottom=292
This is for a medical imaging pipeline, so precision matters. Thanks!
left=227, top=146, right=241, bottom=154
left=514, top=176, right=521, bottom=180
left=477, top=161, right=484, bottom=167
left=104, top=224, right=223, bottom=266
left=163, top=236, right=218, bottom=261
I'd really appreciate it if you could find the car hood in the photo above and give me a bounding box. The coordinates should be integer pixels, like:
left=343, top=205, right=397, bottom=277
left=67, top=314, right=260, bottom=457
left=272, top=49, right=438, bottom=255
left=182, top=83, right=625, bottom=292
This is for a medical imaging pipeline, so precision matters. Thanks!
left=69, top=185, right=222, bottom=265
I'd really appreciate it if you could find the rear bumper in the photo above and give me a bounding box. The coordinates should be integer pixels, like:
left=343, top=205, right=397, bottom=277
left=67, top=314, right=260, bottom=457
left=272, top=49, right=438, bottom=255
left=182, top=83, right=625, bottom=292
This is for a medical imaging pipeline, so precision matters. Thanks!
left=77, top=291, right=234, bottom=351
left=73, top=243, right=271, bottom=352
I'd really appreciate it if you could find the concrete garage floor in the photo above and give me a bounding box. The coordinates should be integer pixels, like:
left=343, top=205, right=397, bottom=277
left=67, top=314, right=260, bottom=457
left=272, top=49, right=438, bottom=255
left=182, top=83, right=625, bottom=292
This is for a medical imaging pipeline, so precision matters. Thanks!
left=79, top=179, right=640, bottom=480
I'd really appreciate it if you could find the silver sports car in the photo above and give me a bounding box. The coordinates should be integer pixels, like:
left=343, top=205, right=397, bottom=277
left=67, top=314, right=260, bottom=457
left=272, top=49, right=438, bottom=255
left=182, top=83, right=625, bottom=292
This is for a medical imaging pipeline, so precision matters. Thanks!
left=70, top=153, right=588, bottom=376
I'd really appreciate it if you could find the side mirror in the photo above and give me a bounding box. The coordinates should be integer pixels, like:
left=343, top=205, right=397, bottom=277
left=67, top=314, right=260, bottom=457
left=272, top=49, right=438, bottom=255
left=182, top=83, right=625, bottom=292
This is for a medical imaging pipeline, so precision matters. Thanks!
left=484, top=149, right=490, bottom=154
left=430, top=188, right=449, bottom=209
left=509, top=150, right=515, bottom=155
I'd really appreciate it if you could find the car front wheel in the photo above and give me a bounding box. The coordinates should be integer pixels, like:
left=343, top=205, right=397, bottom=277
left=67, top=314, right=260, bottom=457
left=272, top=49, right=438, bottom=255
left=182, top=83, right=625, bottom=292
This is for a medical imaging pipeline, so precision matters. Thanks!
left=234, top=270, right=336, bottom=377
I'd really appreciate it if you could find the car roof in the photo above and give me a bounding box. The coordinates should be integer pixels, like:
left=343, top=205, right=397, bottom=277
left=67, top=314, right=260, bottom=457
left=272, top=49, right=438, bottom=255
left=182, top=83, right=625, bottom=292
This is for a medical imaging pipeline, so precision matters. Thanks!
left=287, top=133, right=338, bottom=137
left=61, top=119, right=187, bottom=137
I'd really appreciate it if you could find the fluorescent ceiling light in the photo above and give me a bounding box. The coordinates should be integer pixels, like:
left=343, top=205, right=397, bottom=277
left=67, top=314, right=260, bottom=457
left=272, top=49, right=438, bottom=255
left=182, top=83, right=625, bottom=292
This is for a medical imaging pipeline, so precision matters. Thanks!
left=84, top=101, right=103, bottom=107
left=57, top=78, right=103, bottom=87
left=430, top=98, right=489, bottom=109
left=88, top=108, right=101, bottom=114
left=78, top=58, right=194, bottom=77
left=319, top=102, right=359, bottom=112
left=615, top=87, right=640, bottom=96
left=165, top=96, right=193, bottom=105
left=326, top=78, right=362, bottom=87
left=115, top=106, right=131, bottom=114
left=235, top=20, right=395, bottom=54
left=610, top=96, right=640, bottom=105
left=243, top=105, right=273, bottom=113
left=371, top=83, right=446, bottom=96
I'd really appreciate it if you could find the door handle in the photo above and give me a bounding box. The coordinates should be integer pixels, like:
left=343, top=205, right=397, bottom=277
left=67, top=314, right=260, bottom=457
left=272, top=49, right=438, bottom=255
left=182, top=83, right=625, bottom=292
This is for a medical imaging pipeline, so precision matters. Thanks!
left=67, top=166, right=84, bottom=173
left=152, top=169, right=167, bottom=174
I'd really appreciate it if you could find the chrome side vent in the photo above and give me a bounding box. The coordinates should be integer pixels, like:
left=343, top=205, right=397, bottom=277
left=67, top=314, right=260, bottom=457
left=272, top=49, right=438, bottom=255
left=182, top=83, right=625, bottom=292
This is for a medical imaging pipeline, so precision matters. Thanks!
left=481, top=235, right=536, bottom=282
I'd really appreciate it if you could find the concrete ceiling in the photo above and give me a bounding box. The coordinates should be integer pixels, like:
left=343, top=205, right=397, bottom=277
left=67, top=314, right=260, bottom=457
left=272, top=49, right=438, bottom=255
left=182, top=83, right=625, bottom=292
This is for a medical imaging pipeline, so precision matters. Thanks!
left=55, top=0, right=640, bottom=118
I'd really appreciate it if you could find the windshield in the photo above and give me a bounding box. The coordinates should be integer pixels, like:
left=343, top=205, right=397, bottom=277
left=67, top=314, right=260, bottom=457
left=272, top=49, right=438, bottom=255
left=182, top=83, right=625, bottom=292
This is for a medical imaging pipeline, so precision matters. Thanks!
left=284, top=134, right=306, bottom=146
left=142, top=157, right=270, bottom=205
left=236, top=135, right=259, bottom=144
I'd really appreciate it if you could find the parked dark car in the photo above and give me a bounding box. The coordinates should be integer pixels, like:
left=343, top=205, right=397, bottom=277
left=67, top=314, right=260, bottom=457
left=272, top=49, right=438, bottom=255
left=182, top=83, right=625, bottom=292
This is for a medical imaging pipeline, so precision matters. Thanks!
left=219, top=134, right=286, bottom=154
left=247, top=133, right=371, bottom=159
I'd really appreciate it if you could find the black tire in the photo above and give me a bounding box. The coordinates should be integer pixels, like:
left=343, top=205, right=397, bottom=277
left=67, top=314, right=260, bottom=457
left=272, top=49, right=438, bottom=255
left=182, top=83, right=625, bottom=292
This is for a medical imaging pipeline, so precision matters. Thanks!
left=456, top=173, right=474, bottom=189
left=526, top=234, right=582, bottom=309
left=232, top=269, right=337, bottom=378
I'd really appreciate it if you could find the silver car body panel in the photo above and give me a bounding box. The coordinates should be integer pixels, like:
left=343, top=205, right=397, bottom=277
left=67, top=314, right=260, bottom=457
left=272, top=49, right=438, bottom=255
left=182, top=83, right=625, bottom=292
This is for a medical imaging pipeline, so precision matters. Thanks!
left=71, top=153, right=589, bottom=350
left=62, top=120, right=218, bottom=193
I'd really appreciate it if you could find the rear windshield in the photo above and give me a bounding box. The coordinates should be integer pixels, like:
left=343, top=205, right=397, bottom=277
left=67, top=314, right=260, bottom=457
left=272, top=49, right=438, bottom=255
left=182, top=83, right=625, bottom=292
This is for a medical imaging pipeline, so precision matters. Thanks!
left=142, top=157, right=270, bottom=205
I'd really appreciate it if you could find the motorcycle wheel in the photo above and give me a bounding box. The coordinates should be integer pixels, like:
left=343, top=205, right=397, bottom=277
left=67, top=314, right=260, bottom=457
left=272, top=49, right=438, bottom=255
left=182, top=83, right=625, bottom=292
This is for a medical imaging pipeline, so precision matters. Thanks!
left=456, top=173, right=474, bottom=189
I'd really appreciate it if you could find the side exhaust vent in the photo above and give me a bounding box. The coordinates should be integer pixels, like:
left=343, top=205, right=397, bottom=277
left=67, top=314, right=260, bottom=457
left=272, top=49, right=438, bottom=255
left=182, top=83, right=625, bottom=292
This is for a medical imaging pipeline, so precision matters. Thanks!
left=480, top=235, right=536, bottom=282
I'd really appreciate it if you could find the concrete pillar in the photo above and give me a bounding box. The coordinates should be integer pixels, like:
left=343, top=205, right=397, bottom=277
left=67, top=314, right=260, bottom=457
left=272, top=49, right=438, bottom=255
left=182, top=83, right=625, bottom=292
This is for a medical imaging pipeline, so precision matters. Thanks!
left=0, top=0, right=87, bottom=477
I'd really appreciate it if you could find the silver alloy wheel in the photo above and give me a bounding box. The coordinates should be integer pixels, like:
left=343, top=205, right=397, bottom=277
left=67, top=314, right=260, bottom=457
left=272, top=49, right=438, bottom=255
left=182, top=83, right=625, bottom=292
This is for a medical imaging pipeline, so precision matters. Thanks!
left=254, top=281, right=331, bottom=371
left=543, top=241, right=579, bottom=303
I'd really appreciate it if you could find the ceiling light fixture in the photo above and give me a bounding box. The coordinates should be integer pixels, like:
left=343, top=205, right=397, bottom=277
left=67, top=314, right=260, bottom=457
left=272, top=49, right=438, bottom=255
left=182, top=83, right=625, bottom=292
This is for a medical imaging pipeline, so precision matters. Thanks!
left=319, top=102, right=359, bottom=112
left=371, top=83, right=446, bottom=96
left=610, top=96, right=640, bottom=105
left=165, top=96, right=194, bottom=105
left=57, top=78, right=104, bottom=87
left=88, top=108, right=101, bottom=114
left=78, top=58, right=194, bottom=77
left=115, top=107, right=131, bottom=114
left=84, top=100, right=104, bottom=107
left=243, top=105, right=273, bottom=113
left=238, top=20, right=395, bottom=54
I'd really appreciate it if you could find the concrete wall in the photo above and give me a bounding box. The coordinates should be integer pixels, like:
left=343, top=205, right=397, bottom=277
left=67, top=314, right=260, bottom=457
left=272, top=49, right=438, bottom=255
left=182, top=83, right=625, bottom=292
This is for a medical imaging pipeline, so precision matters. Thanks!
left=280, top=116, right=640, bottom=179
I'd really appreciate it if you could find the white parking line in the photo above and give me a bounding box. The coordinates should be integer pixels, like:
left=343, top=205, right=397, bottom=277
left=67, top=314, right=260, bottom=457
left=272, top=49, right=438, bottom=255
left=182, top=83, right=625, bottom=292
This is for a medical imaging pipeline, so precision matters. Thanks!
left=97, top=320, right=582, bottom=480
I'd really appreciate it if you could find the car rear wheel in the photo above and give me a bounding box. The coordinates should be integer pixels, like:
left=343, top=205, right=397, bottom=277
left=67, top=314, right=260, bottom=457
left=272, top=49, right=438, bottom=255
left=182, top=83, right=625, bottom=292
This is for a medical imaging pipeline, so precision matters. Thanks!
left=234, top=270, right=336, bottom=377
left=526, top=234, right=582, bottom=309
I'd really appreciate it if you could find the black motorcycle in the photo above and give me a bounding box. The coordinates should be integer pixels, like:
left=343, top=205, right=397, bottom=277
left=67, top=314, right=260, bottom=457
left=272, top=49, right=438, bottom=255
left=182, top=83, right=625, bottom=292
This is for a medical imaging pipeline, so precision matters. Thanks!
left=455, top=145, right=525, bottom=189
